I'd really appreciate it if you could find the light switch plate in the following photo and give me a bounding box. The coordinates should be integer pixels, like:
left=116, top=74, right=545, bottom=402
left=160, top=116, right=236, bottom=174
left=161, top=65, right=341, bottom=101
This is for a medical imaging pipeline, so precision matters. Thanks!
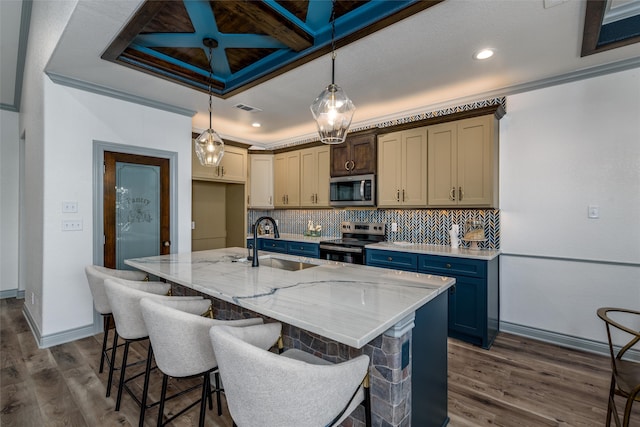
left=62, top=201, right=78, bottom=213
left=62, top=220, right=83, bottom=231
left=588, top=205, right=599, bottom=219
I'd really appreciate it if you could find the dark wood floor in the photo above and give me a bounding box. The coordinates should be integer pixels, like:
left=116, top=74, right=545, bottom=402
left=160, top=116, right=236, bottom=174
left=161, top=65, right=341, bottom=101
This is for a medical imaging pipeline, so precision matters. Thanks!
left=1, top=297, right=637, bottom=426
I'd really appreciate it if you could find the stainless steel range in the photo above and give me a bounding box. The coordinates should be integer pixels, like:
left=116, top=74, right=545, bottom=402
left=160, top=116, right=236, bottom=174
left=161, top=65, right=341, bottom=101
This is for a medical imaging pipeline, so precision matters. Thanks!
left=319, top=221, right=386, bottom=264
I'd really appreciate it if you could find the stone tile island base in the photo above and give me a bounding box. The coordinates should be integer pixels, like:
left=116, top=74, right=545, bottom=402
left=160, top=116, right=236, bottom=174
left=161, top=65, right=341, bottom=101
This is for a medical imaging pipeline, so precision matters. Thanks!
left=172, top=283, right=448, bottom=427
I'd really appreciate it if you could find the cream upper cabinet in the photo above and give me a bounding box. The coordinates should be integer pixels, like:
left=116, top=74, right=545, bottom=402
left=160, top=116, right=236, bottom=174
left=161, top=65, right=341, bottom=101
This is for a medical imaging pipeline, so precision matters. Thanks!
left=427, top=114, right=498, bottom=207
left=377, top=128, right=428, bottom=207
left=248, top=154, right=274, bottom=209
left=274, top=151, right=300, bottom=207
left=192, top=144, right=247, bottom=183
left=300, top=146, right=330, bottom=207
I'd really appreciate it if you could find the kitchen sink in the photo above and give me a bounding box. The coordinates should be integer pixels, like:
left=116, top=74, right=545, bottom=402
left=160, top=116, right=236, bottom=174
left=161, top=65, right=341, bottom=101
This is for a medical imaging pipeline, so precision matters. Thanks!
left=262, top=257, right=319, bottom=271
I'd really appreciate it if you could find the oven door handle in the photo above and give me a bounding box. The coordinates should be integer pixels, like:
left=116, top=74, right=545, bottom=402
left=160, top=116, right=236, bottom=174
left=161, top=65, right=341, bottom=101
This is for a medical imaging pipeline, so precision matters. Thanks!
left=319, top=244, right=363, bottom=254
left=360, top=180, right=365, bottom=200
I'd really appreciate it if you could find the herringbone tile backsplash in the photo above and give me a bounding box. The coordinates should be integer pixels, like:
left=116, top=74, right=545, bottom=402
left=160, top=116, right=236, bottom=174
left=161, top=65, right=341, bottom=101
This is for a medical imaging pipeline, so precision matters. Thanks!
left=248, top=209, right=500, bottom=250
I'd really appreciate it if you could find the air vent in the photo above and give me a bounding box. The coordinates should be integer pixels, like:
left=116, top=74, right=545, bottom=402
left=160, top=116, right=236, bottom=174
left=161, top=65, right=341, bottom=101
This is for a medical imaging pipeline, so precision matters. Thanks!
left=234, top=103, right=263, bottom=113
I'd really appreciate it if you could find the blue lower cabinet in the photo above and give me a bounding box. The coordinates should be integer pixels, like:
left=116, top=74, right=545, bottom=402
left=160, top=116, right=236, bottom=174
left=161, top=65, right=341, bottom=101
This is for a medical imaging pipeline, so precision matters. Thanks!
left=251, top=238, right=319, bottom=258
left=260, top=239, right=288, bottom=254
left=287, top=241, right=319, bottom=258
left=365, top=249, right=418, bottom=272
left=418, top=254, right=499, bottom=350
left=366, top=249, right=499, bottom=349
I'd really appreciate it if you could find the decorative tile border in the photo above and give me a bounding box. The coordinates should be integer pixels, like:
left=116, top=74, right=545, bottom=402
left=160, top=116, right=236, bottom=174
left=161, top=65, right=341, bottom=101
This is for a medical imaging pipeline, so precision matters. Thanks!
left=272, top=96, right=506, bottom=149
left=249, top=208, right=500, bottom=250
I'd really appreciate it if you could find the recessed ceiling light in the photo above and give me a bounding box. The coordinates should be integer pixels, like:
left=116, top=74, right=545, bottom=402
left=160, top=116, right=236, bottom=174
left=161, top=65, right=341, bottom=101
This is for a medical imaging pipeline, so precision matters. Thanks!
left=252, top=122, right=261, bottom=128
left=473, top=48, right=495, bottom=60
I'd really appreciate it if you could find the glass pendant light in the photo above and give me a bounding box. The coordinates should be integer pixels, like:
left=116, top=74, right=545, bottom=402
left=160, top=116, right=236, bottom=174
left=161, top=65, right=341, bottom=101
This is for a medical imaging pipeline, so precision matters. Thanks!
left=310, top=0, right=355, bottom=144
left=195, top=38, right=224, bottom=167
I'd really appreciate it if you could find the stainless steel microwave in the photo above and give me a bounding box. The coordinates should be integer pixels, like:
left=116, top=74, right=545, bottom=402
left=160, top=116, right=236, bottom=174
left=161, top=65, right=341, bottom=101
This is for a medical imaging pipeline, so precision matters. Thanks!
left=329, top=174, right=375, bottom=207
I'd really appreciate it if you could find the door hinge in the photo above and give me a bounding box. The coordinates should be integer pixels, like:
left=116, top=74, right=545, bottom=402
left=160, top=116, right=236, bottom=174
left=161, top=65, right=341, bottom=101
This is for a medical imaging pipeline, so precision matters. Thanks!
left=103, top=162, right=106, bottom=174
left=103, top=235, right=106, bottom=245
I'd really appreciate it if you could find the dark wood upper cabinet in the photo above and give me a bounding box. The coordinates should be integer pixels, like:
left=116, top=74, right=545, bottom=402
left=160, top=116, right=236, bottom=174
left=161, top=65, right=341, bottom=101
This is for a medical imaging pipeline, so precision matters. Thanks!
left=330, top=133, right=377, bottom=177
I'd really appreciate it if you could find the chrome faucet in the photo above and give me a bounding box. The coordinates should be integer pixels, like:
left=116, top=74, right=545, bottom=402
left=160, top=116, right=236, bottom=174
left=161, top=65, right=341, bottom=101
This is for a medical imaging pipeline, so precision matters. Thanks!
left=250, top=216, right=280, bottom=267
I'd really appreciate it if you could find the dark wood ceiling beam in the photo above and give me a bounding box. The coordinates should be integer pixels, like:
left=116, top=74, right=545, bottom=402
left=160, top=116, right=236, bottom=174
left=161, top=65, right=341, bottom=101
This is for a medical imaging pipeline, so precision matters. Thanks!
left=102, top=1, right=170, bottom=61
left=214, top=1, right=313, bottom=52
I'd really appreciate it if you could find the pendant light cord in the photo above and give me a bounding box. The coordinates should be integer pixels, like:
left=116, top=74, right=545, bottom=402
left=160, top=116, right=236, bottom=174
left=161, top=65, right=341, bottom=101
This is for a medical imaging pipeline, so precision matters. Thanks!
left=330, top=0, right=336, bottom=85
left=207, top=45, right=213, bottom=129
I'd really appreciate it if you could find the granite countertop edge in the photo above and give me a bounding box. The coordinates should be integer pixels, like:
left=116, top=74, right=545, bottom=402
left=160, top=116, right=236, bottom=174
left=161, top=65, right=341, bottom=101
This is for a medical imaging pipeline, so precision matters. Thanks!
left=247, top=234, right=500, bottom=260
left=366, top=242, right=500, bottom=260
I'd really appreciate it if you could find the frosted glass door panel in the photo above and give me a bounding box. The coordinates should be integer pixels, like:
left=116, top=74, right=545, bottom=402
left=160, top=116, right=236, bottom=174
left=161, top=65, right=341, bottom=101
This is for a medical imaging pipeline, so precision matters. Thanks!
left=115, top=162, right=161, bottom=270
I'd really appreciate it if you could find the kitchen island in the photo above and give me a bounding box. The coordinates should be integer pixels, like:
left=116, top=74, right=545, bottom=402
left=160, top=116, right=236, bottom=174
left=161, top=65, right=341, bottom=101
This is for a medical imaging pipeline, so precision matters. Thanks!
left=126, top=248, right=455, bottom=426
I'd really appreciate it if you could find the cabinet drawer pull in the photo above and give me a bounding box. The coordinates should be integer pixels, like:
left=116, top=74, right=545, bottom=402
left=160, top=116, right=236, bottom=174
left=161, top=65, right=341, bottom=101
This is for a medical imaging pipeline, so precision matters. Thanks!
left=396, top=189, right=400, bottom=202
left=402, top=189, right=405, bottom=202
left=446, top=263, right=452, bottom=268
left=350, top=160, right=355, bottom=170
left=388, top=257, right=393, bottom=261
left=459, top=186, right=463, bottom=201
left=345, top=161, right=351, bottom=171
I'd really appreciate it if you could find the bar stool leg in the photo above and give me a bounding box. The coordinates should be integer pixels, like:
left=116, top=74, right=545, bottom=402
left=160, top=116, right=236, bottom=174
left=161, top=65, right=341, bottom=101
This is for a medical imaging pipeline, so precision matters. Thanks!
left=99, top=315, right=111, bottom=373
left=115, top=341, right=130, bottom=411
left=106, top=329, right=119, bottom=398
left=138, top=344, right=154, bottom=427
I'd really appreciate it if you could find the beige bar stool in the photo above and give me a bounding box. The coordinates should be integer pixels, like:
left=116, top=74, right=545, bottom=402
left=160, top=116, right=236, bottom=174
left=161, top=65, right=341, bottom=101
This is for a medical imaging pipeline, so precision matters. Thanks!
left=209, top=322, right=371, bottom=427
left=140, top=297, right=264, bottom=427
left=104, top=278, right=204, bottom=427
left=84, top=266, right=150, bottom=378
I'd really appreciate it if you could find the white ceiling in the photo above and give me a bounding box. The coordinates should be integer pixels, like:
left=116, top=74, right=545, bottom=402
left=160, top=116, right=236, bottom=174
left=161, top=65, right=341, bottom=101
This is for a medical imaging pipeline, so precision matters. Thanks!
left=4, top=0, right=640, bottom=149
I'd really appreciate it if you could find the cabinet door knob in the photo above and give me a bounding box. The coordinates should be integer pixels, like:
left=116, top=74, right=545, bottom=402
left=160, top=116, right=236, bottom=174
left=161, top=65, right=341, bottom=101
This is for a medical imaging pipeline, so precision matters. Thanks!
left=446, top=263, right=452, bottom=268
left=388, top=257, right=393, bottom=261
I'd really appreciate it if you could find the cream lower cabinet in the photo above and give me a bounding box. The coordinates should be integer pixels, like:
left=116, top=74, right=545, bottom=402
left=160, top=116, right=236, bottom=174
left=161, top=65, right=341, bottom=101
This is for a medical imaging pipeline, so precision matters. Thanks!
left=192, top=144, right=247, bottom=183
left=248, top=154, right=274, bottom=209
left=377, top=128, right=428, bottom=207
left=427, top=115, right=498, bottom=207
left=300, top=146, right=330, bottom=207
left=274, top=151, right=300, bottom=207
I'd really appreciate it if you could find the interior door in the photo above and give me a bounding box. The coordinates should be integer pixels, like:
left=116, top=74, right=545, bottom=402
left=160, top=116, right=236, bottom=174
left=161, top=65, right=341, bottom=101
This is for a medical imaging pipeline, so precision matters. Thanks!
left=103, top=152, right=170, bottom=269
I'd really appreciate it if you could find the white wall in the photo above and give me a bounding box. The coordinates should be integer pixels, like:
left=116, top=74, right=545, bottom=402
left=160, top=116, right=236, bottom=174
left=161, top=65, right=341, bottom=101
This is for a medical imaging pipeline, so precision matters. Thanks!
left=20, top=0, right=78, bottom=337
left=500, top=67, right=640, bottom=345
left=1, top=110, right=20, bottom=294
left=34, top=79, right=192, bottom=338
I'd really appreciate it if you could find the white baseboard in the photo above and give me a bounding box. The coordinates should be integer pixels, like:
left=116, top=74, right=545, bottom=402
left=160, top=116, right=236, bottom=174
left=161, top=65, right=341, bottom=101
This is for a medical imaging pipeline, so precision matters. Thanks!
left=22, top=304, right=97, bottom=349
left=1, top=289, right=25, bottom=299
left=500, top=320, right=640, bottom=362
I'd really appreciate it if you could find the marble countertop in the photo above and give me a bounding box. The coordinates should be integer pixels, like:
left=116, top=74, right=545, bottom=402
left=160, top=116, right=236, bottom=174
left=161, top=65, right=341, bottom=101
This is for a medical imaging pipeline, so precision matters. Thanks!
left=366, top=242, right=500, bottom=260
left=125, top=248, right=454, bottom=348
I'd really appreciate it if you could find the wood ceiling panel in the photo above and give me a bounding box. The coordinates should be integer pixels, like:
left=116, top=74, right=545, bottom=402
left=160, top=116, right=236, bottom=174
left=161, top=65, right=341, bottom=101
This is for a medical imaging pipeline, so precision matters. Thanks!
left=141, top=1, right=194, bottom=34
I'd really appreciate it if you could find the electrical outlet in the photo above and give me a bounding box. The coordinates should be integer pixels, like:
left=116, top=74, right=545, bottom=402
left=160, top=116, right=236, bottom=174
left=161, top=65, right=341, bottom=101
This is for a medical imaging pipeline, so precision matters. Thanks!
left=62, top=220, right=83, bottom=231
left=62, top=201, right=78, bottom=213
left=588, top=205, right=600, bottom=219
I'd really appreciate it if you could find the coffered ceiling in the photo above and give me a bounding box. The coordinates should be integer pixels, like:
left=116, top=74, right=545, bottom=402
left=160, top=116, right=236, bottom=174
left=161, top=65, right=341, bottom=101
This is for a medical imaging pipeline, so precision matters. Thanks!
left=3, top=0, right=640, bottom=148
left=102, top=0, right=441, bottom=98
